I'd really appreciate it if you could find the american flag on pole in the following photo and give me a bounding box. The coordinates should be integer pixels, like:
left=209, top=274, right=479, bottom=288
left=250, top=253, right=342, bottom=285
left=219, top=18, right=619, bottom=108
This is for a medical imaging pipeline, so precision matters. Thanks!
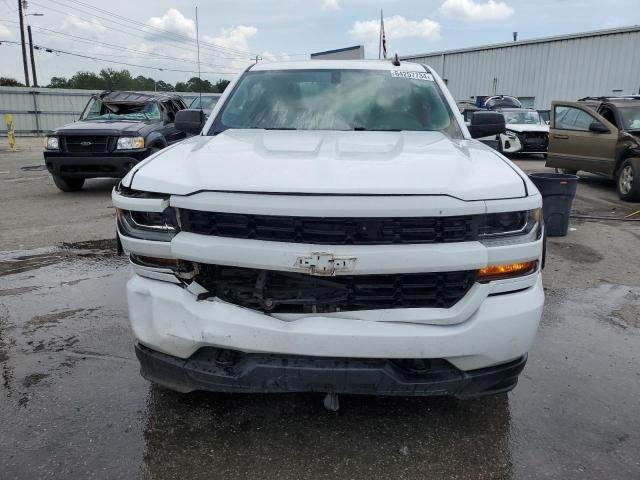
left=380, top=10, right=387, bottom=59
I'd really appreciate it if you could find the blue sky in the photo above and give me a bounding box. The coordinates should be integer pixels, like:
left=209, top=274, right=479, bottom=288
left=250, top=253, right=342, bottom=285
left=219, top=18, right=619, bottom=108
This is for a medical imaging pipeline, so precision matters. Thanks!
left=1, top=0, right=639, bottom=85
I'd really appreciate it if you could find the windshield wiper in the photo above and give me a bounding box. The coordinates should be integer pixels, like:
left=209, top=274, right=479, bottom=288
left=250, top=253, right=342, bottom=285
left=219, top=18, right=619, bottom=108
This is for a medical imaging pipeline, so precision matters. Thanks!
left=353, top=127, right=401, bottom=132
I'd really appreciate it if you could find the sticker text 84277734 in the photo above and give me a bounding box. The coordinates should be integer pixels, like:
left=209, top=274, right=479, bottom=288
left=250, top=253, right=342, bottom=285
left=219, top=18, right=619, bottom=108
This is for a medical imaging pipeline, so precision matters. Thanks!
left=390, top=71, right=434, bottom=81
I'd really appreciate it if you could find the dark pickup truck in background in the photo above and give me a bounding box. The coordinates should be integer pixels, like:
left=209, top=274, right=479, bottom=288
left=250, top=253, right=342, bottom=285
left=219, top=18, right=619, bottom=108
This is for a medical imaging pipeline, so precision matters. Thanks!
left=43, top=91, right=187, bottom=192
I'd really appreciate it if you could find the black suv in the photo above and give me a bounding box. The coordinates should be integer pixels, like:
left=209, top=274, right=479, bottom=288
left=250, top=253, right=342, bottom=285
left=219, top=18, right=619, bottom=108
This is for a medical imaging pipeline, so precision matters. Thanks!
left=44, top=91, right=187, bottom=192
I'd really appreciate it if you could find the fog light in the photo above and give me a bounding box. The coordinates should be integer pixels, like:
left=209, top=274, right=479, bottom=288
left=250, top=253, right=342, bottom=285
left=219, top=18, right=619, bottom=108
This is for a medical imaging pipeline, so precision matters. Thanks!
left=478, top=261, right=537, bottom=282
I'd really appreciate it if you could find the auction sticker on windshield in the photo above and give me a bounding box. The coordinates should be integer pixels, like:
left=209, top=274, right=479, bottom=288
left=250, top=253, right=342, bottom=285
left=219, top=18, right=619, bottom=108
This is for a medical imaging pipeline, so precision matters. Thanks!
left=390, top=71, right=434, bottom=81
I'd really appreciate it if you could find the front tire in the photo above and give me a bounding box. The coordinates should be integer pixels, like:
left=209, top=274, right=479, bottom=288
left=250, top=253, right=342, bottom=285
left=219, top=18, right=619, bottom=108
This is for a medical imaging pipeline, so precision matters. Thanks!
left=616, top=158, right=640, bottom=201
left=52, top=175, right=85, bottom=192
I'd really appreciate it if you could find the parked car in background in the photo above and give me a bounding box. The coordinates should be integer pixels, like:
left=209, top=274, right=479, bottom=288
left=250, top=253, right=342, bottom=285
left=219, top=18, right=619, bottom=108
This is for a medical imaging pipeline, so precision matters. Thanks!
left=546, top=97, right=640, bottom=201
left=188, top=94, right=222, bottom=116
left=113, top=60, right=544, bottom=401
left=484, top=95, right=523, bottom=110
left=496, top=108, right=549, bottom=156
left=44, top=91, right=187, bottom=192
left=538, top=110, right=550, bottom=125
left=456, top=100, right=481, bottom=124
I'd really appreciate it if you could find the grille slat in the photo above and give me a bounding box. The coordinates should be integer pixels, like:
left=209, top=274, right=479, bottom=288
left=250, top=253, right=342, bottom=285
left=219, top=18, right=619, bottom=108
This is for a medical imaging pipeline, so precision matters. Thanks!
left=179, top=210, right=477, bottom=245
left=63, top=136, right=111, bottom=153
left=195, top=264, right=476, bottom=313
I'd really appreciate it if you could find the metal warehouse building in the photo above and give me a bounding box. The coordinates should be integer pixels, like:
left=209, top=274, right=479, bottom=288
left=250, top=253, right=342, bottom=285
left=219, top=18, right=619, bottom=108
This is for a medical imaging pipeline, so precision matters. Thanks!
left=402, top=26, right=640, bottom=110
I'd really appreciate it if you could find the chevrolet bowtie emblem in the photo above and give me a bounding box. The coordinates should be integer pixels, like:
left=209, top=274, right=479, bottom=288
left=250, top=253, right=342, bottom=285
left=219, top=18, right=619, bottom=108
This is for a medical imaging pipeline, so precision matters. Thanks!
left=294, top=253, right=357, bottom=276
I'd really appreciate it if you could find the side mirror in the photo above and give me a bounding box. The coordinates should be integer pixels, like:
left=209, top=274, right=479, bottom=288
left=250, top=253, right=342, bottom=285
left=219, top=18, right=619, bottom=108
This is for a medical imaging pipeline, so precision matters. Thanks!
left=589, top=121, right=609, bottom=134
left=175, top=109, right=206, bottom=135
left=468, top=111, right=506, bottom=139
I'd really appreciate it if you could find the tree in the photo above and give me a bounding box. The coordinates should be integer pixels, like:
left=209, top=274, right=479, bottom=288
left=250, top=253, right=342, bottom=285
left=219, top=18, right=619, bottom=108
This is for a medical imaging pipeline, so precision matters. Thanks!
left=48, top=77, right=69, bottom=88
left=43, top=68, right=229, bottom=93
left=155, top=80, right=174, bottom=92
left=0, top=77, right=25, bottom=87
left=66, top=71, right=104, bottom=90
left=214, top=79, right=231, bottom=93
left=99, top=69, right=134, bottom=90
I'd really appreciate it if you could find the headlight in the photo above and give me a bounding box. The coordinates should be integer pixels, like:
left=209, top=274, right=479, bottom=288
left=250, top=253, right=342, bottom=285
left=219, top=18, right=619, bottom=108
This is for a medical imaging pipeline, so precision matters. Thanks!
left=45, top=136, right=59, bottom=150
left=479, top=208, right=542, bottom=244
left=116, top=208, right=177, bottom=241
left=116, top=136, right=145, bottom=150
left=505, top=130, right=517, bottom=139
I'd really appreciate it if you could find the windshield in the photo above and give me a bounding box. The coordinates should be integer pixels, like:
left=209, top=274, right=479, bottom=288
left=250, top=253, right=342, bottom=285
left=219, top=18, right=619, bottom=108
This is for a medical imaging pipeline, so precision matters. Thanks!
left=503, top=111, right=542, bottom=125
left=619, top=107, right=640, bottom=130
left=189, top=96, right=220, bottom=110
left=82, top=98, right=161, bottom=122
left=215, top=69, right=462, bottom=136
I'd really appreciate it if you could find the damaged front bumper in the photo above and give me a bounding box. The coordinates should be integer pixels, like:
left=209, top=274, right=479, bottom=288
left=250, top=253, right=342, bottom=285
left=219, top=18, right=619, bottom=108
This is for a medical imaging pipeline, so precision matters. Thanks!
left=136, top=343, right=527, bottom=397
left=127, top=272, right=543, bottom=372
left=501, top=131, right=549, bottom=154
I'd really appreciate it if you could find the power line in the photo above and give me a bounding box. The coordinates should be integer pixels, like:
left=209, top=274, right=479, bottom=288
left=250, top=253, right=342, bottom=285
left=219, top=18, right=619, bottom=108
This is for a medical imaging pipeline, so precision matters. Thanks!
left=28, top=0, right=243, bottom=60
left=0, top=39, right=241, bottom=75
left=43, top=0, right=309, bottom=59
left=0, top=19, right=240, bottom=71
left=37, top=0, right=257, bottom=60
left=55, top=0, right=275, bottom=58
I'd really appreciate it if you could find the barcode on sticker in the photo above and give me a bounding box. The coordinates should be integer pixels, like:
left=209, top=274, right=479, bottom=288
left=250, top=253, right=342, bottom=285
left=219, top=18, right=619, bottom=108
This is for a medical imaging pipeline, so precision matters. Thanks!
left=390, top=71, right=434, bottom=81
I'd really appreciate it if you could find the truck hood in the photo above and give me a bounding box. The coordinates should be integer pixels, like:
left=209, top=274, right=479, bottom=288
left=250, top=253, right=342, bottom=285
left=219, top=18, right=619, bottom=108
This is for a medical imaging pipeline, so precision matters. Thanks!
left=505, top=124, right=549, bottom=133
left=55, top=120, right=148, bottom=135
left=129, top=130, right=527, bottom=200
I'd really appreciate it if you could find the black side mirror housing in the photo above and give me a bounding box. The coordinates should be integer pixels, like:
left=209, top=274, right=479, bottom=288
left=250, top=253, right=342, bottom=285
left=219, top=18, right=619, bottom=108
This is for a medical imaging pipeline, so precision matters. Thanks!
left=175, top=109, right=206, bottom=135
left=468, top=111, right=506, bottom=139
left=589, top=121, right=609, bottom=134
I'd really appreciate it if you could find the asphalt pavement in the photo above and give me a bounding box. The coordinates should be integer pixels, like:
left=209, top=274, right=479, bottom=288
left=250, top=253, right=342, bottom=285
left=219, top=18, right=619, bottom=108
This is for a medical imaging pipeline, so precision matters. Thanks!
left=1, top=138, right=639, bottom=479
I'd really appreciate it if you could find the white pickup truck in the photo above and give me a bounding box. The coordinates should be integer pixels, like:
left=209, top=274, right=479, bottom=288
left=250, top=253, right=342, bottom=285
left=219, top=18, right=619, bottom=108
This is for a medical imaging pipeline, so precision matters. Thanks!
left=113, top=60, right=544, bottom=400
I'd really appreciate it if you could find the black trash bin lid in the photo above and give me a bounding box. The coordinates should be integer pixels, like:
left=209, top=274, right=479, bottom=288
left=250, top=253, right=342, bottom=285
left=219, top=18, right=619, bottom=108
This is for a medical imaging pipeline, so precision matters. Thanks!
left=529, top=172, right=579, bottom=183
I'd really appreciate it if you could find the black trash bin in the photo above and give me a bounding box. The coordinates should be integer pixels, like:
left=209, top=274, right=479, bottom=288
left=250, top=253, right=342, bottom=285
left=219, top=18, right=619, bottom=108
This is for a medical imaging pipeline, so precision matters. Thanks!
left=528, top=172, right=579, bottom=237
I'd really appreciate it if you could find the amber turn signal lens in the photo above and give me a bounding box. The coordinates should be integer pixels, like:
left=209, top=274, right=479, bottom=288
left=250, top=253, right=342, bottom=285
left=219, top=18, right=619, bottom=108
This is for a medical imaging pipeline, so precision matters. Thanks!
left=131, top=254, right=180, bottom=268
left=478, top=260, right=538, bottom=282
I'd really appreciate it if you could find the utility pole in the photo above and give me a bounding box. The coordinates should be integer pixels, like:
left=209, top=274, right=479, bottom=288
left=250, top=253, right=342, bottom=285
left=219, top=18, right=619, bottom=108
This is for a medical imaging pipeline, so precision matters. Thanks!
left=27, top=25, right=37, bottom=87
left=18, top=0, right=30, bottom=86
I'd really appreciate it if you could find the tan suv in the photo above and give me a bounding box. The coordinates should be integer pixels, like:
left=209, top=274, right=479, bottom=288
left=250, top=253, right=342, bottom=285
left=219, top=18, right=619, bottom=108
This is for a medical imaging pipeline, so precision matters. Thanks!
left=546, top=97, right=640, bottom=201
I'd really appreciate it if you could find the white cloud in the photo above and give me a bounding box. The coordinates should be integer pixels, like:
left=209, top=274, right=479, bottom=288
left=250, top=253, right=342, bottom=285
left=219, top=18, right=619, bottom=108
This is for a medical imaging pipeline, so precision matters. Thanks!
left=260, top=51, right=291, bottom=62
left=204, top=25, right=257, bottom=56
left=146, top=8, right=195, bottom=39
left=322, top=0, right=340, bottom=11
left=349, top=15, right=440, bottom=52
left=440, top=0, right=514, bottom=21
left=61, top=16, right=107, bottom=34
left=0, top=24, right=12, bottom=38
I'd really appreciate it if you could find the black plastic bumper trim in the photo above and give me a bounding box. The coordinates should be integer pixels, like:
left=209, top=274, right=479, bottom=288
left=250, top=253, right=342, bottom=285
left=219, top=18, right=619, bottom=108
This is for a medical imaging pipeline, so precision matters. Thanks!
left=135, top=344, right=527, bottom=398
left=44, top=152, right=148, bottom=178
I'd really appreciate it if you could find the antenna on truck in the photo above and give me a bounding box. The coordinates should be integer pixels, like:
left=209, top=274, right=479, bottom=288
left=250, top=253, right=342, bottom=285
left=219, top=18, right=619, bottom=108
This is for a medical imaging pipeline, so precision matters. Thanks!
left=196, top=6, right=202, bottom=110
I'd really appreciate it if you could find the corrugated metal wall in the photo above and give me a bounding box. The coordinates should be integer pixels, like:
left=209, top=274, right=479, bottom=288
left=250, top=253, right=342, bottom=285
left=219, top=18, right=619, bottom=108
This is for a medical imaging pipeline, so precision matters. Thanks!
left=0, top=87, right=201, bottom=136
left=403, top=28, right=640, bottom=110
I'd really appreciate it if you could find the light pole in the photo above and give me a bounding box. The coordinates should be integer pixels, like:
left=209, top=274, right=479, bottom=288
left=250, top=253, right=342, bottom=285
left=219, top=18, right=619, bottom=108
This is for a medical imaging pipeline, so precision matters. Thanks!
left=17, top=0, right=29, bottom=86
left=25, top=13, right=43, bottom=87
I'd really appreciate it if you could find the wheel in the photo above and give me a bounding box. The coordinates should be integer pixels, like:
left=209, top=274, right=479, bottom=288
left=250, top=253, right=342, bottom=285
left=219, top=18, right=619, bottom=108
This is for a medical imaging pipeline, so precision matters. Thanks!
left=52, top=175, right=85, bottom=192
left=554, top=168, right=578, bottom=175
left=148, top=147, right=161, bottom=156
left=616, top=158, right=640, bottom=201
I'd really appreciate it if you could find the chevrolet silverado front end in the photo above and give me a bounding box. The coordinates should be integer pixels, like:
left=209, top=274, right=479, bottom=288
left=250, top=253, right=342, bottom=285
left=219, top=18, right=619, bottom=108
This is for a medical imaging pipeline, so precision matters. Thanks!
left=113, top=60, right=544, bottom=398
